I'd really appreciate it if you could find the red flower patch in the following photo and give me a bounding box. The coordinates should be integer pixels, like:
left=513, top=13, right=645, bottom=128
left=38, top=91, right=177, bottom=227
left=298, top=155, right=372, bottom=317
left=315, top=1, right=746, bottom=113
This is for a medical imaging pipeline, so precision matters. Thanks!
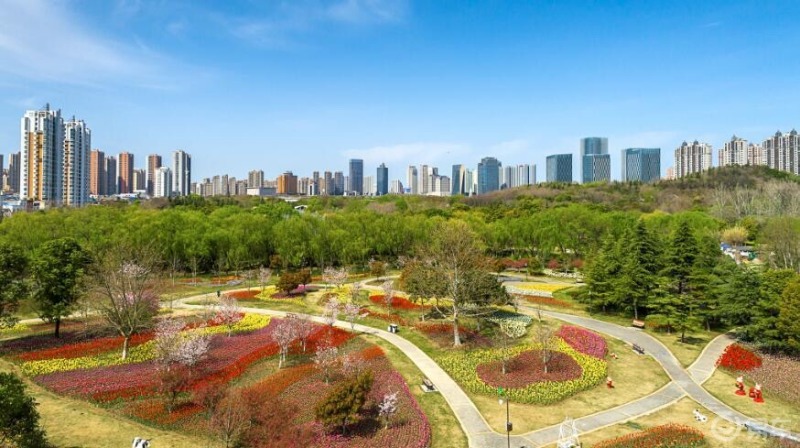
left=368, top=295, right=426, bottom=310
left=592, top=424, right=706, bottom=448
left=364, top=309, right=409, bottom=325
left=557, top=325, right=606, bottom=359
left=476, top=350, right=582, bottom=389
left=226, top=290, right=259, bottom=300
left=18, top=332, right=154, bottom=361
left=716, top=343, right=762, bottom=372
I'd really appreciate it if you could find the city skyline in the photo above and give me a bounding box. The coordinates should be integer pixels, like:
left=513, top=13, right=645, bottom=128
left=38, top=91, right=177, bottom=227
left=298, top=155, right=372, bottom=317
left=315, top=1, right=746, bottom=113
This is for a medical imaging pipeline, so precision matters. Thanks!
left=1, top=1, right=799, bottom=181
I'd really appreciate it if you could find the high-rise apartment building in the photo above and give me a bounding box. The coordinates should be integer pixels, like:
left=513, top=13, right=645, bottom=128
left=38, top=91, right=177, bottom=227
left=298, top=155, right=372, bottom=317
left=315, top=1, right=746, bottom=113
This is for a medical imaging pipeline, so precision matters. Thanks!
left=248, top=170, right=264, bottom=188
left=348, top=159, right=363, bottom=195
left=390, top=180, right=404, bottom=194
left=407, top=166, right=418, bottom=195
left=118, top=152, right=134, bottom=194
left=419, top=165, right=430, bottom=195
left=363, top=175, right=376, bottom=196
left=172, top=150, right=191, bottom=196
left=20, top=105, right=64, bottom=204
left=763, top=130, right=800, bottom=175
left=133, top=169, right=146, bottom=192
left=153, top=167, right=172, bottom=198
left=546, top=154, right=573, bottom=183
left=212, top=175, right=229, bottom=196
left=62, top=119, right=91, bottom=206
left=621, top=148, right=661, bottom=183
left=718, top=136, right=747, bottom=167
left=323, top=171, right=333, bottom=195
left=89, top=149, right=106, bottom=195
left=674, top=141, right=713, bottom=178
left=105, top=156, right=118, bottom=195
left=277, top=171, right=298, bottom=195
left=477, top=157, right=501, bottom=195
left=580, top=137, right=610, bottom=183
left=8, top=152, right=20, bottom=194
left=464, top=168, right=476, bottom=195
left=147, top=154, right=162, bottom=196
left=376, top=163, right=388, bottom=196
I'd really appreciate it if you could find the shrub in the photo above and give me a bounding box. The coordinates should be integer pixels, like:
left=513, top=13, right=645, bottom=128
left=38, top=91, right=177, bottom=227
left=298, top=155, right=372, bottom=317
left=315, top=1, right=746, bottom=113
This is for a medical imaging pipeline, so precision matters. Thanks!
left=592, top=424, right=706, bottom=448
left=557, top=325, right=607, bottom=359
left=0, top=372, right=50, bottom=448
left=315, top=371, right=374, bottom=435
left=716, top=343, right=762, bottom=371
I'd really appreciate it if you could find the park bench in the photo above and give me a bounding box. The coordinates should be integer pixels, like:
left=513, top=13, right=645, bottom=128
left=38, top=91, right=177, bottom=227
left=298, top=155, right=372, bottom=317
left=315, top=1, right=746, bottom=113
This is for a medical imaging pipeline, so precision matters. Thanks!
left=421, top=377, right=437, bottom=393
left=631, top=320, right=646, bottom=329
left=632, top=344, right=646, bottom=355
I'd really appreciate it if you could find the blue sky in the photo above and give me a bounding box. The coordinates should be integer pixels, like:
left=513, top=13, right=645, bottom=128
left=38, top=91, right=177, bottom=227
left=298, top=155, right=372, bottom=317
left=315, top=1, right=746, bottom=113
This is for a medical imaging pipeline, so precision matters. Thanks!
left=1, top=0, right=799, bottom=182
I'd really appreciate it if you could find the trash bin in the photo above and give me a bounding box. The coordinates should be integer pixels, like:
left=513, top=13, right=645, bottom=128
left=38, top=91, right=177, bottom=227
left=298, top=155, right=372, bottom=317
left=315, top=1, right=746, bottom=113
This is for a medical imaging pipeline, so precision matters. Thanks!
left=389, top=324, right=398, bottom=333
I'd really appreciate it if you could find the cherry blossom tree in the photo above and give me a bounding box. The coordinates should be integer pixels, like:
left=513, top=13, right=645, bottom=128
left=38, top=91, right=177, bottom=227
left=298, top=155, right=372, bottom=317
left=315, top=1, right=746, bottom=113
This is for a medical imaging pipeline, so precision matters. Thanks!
left=378, top=391, right=399, bottom=429
left=349, top=282, right=363, bottom=304
left=210, top=389, right=251, bottom=448
left=154, top=317, right=211, bottom=411
left=381, top=280, right=395, bottom=311
left=323, top=267, right=347, bottom=291
left=343, top=302, right=362, bottom=331
left=288, top=314, right=316, bottom=353
left=93, top=249, right=162, bottom=359
left=273, top=318, right=298, bottom=368
left=323, top=298, right=340, bottom=326
left=341, top=352, right=367, bottom=378
left=216, top=295, right=242, bottom=337
left=314, top=342, right=340, bottom=384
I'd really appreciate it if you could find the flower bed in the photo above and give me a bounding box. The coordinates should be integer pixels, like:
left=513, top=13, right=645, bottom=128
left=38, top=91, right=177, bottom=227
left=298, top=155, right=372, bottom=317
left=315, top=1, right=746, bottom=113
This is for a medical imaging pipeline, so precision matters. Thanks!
left=716, top=343, right=762, bottom=372
left=364, top=309, right=409, bottom=325
left=557, top=325, right=606, bottom=359
left=0, top=323, right=30, bottom=337
left=226, top=290, right=259, bottom=300
left=369, top=295, right=426, bottom=310
left=505, top=282, right=571, bottom=298
left=746, top=353, right=800, bottom=405
left=18, top=332, right=154, bottom=362
left=519, top=294, right=574, bottom=308
left=437, top=339, right=606, bottom=404
left=476, top=350, right=582, bottom=388
left=592, top=424, right=706, bottom=448
left=413, top=321, right=493, bottom=348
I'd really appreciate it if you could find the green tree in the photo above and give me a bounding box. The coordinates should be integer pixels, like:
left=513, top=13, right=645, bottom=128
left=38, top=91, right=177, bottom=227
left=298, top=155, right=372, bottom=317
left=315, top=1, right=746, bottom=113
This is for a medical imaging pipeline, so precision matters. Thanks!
left=778, top=277, right=800, bottom=352
left=0, top=373, right=50, bottom=448
left=314, top=370, right=374, bottom=435
left=402, top=220, right=508, bottom=346
left=0, top=243, right=28, bottom=329
left=618, top=220, right=661, bottom=320
left=276, top=271, right=301, bottom=295
left=30, top=238, right=90, bottom=337
left=583, top=235, right=623, bottom=312
left=740, top=269, right=796, bottom=350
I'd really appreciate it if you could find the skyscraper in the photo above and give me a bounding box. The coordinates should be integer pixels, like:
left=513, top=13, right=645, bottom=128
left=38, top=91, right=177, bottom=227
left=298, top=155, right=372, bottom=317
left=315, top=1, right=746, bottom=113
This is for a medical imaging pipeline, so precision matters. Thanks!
left=248, top=170, right=264, bottom=188
left=419, top=165, right=430, bottom=194
left=154, top=167, right=172, bottom=198
left=20, top=105, right=64, bottom=204
left=477, top=157, right=501, bottom=195
left=8, top=152, right=20, bottom=194
left=348, top=159, right=363, bottom=195
left=277, top=171, right=298, bottom=195
left=674, top=141, right=713, bottom=178
left=580, top=137, right=610, bottom=183
left=763, top=130, right=800, bottom=175
left=376, top=163, right=388, bottom=196
left=172, top=150, right=191, bottom=196
left=323, top=171, right=333, bottom=195
left=334, top=171, right=344, bottom=195
left=89, top=149, right=106, bottom=195
left=147, top=154, right=162, bottom=196
left=133, top=169, right=146, bottom=192
left=451, top=164, right=466, bottom=195
left=621, top=148, right=661, bottom=183
left=105, top=156, right=118, bottom=195
left=407, top=166, right=418, bottom=194
left=62, top=118, right=91, bottom=206
left=118, top=152, right=134, bottom=194
left=718, top=136, right=748, bottom=167
left=546, top=154, right=573, bottom=183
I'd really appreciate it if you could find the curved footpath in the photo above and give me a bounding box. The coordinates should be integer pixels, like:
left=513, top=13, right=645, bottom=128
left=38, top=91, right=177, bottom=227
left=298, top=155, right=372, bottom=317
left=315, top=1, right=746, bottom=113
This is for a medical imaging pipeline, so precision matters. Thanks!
left=175, top=288, right=798, bottom=447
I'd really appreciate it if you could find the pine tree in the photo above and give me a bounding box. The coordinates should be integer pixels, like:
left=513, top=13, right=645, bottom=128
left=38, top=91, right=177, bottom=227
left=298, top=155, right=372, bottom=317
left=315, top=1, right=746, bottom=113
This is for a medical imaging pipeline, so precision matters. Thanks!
left=584, top=235, right=622, bottom=312
left=654, top=221, right=702, bottom=342
left=314, top=370, right=374, bottom=435
left=618, top=220, right=661, bottom=320
left=778, top=278, right=800, bottom=353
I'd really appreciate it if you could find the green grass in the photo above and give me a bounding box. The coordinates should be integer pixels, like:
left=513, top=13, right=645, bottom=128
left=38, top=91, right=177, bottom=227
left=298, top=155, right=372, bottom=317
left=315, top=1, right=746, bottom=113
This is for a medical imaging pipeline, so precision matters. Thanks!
left=649, top=329, right=721, bottom=367
left=704, top=368, right=800, bottom=433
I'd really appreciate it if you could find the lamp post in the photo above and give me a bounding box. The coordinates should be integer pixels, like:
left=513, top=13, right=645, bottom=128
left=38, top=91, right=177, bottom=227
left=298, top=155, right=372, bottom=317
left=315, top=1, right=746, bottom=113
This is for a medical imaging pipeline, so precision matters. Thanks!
left=498, top=387, right=511, bottom=448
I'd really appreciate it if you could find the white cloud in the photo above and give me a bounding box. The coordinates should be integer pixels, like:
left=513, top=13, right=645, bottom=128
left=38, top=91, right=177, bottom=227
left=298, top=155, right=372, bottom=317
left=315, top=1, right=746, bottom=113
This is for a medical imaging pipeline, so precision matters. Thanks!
left=327, top=0, right=407, bottom=24
left=343, top=142, right=468, bottom=166
left=0, top=0, right=196, bottom=89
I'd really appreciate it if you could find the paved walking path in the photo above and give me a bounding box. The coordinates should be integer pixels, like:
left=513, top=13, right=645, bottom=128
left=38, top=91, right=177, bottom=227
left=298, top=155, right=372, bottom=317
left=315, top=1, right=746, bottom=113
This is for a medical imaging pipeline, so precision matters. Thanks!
left=174, top=287, right=798, bottom=447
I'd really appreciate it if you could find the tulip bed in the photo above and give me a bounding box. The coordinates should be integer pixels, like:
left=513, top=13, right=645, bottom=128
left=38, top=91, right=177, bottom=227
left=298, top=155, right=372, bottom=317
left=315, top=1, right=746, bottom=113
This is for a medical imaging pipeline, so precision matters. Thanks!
left=505, top=282, right=571, bottom=298
left=520, top=294, right=574, bottom=308
left=369, top=294, right=427, bottom=310
left=557, top=325, right=607, bottom=359
left=438, top=339, right=607, bottom=404
left=476, top=350, right=582, bottom=388
left=414, top=321, right=493, bottom=348
left=0, top=323, right=29, bottom=337
left=592, top=424, right=706, bottom=448
left=716, top=343, right=762, bottom=371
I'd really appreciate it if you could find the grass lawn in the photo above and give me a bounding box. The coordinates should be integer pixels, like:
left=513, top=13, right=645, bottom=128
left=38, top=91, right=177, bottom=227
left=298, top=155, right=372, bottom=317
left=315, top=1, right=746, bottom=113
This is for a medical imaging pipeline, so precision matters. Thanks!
left=571, top=397, right=774, bottom=448
left=0, top=360, right=220, bottom=448
left=469, top=332, right=670, bottom=434
left=648, top=328, right=721, bottom=368
left=704, top=369, right=800, bottom=433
